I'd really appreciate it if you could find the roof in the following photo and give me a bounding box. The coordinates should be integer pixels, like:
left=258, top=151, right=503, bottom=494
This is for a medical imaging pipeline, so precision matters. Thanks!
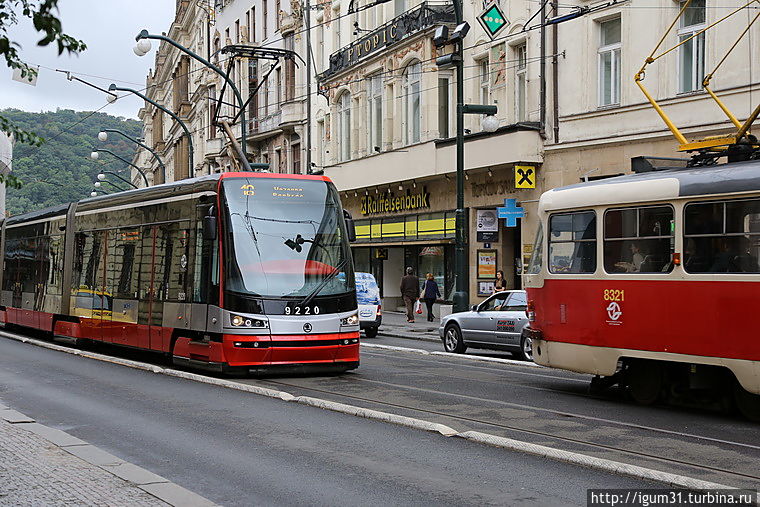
left=539, top=158, right=760, bottom=213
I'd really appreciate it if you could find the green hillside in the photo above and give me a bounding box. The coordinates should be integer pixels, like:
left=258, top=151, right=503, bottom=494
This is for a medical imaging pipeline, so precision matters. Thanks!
left=2, top=108, right=143, bottom=216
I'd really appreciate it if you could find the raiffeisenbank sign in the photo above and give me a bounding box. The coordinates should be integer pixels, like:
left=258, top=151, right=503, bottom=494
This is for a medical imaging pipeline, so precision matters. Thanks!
left=360, top=188, right=431, bottom=216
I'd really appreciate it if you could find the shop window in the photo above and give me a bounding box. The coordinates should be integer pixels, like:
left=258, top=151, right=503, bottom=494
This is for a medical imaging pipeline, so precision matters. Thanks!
left=604, top=206, right=674, bottom=273
left=683, top=199, right=760, bottom=273
left=548, top=211, right=596, bottom=273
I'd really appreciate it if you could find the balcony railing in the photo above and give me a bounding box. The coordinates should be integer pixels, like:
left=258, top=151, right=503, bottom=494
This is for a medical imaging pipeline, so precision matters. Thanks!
left=319, top=1, right=455, bottom=80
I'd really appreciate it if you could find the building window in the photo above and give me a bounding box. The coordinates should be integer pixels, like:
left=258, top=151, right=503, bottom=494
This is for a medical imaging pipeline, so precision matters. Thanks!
left=263, top=0, right=268, bottom=39
left=438, top=75, right=451, bottom=138
left=367, top=74, right=383, bottom=154
left=678, top=0, right=706, bottom=93
left=262, top=75, right=269, bottom=116
left=316, top=17, right=325, bottom=70
left=515, top=44, right=527, bottom=122
left=291, top=137, right=301, bottom=174
left=245, top=12, right=250, bottom=42
left=333, top=5, right=341, bottom=51
left=208, top=85, right=217, bottom=138
left=247, top=61, right=258, bottom=122
left=598, top=17, right=621, bottom=106
left=235, top=19, right=240, bottom=43
left=337, top=91, right=352, bottom=162
left=317, top=119, right=325, bottom=167
left=276, top=67, right=282, bottom=108
left=478, top=58, right=489, bottom=105
left=275, top=148, right=282, bottom=173
left=276, top=0, right=281, bottom=30
left=402, top=61, right=421, bottom=145
left=284, top=34, right=295, bottom=101
left=251, top=8, right=256, bottom=43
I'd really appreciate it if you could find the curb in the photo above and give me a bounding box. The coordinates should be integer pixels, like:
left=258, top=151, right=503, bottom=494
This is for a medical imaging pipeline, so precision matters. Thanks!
left=0, top=404, right=215, bottom=506
left=1, top=328, right=736, bottom=492
left=361, top=342, right=544, bottom=369
left=458, top=431, right=733, bottom=491
left=377, top=328, right=441, bottom=343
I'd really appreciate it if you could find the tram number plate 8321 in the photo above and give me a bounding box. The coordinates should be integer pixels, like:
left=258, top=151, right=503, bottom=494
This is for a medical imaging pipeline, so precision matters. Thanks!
left=284, top=305, right=320, bottom=315
left=603, top=289, right=624, bottom=302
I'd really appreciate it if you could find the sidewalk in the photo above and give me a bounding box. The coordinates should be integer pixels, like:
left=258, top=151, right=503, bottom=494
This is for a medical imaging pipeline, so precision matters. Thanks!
left=377, top=310, right=442, bottom=342
left=0, top=402, right=213, bottom=506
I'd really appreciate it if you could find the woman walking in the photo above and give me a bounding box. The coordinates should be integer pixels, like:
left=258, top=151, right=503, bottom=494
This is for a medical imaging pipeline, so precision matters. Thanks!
left=493, top=270, right=506, bottom=293
left=421, top=273, right=441, bottom=322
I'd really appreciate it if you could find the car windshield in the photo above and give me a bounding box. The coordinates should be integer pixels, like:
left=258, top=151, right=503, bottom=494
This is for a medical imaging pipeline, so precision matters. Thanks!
left=222, top=177, right=354, bottom=298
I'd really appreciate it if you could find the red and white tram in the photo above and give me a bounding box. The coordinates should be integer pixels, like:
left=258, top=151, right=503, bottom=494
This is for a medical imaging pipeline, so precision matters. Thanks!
left=523, top=158, right=760, bottom=420
left=0, top=172, right=360, bottom=374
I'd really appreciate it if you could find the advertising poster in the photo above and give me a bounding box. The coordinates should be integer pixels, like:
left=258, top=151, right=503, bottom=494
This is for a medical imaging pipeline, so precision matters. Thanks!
left=477, top=249, right=497, bottom=279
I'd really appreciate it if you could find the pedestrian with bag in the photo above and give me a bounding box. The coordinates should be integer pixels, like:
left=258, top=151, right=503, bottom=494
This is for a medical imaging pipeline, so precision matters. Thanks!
left=420, top=273, right=441, bottom=322
left=400, top=267, right=420, bottom=323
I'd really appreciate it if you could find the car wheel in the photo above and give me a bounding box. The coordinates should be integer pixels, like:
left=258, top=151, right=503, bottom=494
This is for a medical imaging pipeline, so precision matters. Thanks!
left=443, top=324, right=466, bottom=354
left=516, top=334, right=533, bottom=361
left=364, top=327, right=378, bottom=338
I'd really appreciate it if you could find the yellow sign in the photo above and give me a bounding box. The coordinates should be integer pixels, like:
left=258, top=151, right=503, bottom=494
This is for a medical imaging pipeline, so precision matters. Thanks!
left=240, top=184, right=255, bottom=196
left=515, top=165, right=536, bottom=189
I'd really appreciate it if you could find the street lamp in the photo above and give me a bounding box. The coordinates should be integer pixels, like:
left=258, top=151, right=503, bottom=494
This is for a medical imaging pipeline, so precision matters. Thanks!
left=109, top=83, right=196, bottom=178
left=434, top=12, right=498, bottom=312
left=98, top=129, right=166, bottom=183
left=96, top=170, right=139, bottom=190
left=90, top=147, right=149, bottom=187
left=133, top=29, right=252, bottom=170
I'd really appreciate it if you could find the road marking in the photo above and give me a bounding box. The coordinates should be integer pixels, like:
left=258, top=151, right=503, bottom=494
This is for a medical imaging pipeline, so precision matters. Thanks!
left=362, top=342, right=545, bottom=369
left=0, top=329, right=739, bottom=491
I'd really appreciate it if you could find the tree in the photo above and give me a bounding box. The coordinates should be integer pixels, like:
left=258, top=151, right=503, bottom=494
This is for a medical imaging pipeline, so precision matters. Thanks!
left=0, top=0, right=86, bottom=187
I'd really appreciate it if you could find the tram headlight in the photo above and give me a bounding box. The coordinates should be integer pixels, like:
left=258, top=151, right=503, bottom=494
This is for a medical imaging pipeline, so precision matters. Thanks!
left=340, top=312, right=359, bottom=326
left=229, top=313, right=269, bottom=328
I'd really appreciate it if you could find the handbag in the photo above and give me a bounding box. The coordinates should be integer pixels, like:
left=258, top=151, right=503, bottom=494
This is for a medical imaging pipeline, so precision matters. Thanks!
left=414, top=299, right=423, bottom=314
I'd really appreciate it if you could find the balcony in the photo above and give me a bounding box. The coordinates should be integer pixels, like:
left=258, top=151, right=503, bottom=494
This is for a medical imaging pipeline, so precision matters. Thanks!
left=205, top=137, right=223, bottom=158
left=319, top=1, right=455, bottom=81
left=249, top=111, right=282, bottom=137
left=280, top=99, right=304, bottom=126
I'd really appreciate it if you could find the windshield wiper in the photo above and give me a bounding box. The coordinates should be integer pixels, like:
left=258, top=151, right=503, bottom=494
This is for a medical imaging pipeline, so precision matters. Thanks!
left=297, top=258, right=348, bottom=308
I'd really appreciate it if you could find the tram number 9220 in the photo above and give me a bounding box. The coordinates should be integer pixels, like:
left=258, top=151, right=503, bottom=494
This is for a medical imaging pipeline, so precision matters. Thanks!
left=284, top=305, right=321, bottom=316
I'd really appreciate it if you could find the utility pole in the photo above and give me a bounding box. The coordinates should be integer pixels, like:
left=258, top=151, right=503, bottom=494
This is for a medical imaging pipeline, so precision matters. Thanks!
left=305, top=0, right=313, bottom=174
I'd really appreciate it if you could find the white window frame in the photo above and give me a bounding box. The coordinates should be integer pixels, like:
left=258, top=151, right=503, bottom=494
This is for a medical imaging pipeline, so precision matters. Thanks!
left=515, top=44, right=527, bottom=122
left=597, top=18, right=621, bottom=107
left=337, top=92, right=352, bottom=162
left=478, top=58, right=490, bottom=106
left=367, top=73, right=383, bottom=154
left=677, top=0, right=706, bottom=93
left=437, top=73, right=452, bottom=139
left=402, top=61, right=421, bottom=145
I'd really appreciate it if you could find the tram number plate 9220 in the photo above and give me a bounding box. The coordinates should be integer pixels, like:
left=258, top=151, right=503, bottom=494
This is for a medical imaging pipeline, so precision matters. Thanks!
left=603, top=289, right=624, bottom=302
left=284, top=305, right=320, bottom=315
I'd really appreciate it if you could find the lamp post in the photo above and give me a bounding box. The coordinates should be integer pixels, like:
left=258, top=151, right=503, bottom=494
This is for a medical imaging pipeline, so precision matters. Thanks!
left=133, top=30, right=252, bottom=170
left=90, top=148, right=149, bottom=187
left=94, top=179, right=127, bottom=192
left=108, top=83, right=195, bottom=179
left=99, top=129, right=165, bottom=184
left=96, top=171, right=139, bottom=190
left=434, top=9, right=500, bottom=312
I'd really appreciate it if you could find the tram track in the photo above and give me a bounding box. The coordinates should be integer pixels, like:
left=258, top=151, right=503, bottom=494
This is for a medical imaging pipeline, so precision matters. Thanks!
left=254, top=375, right=760, bottom=486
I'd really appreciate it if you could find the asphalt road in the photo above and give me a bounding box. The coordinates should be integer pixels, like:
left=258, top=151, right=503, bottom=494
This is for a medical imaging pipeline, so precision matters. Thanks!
left=0, top=337, right=653, bottom=506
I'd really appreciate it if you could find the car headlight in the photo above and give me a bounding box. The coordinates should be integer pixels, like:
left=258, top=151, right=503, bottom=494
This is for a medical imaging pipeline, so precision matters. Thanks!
left=230, top=314, right=269, bottom=328
left=340, top=312, right=359, bottom=326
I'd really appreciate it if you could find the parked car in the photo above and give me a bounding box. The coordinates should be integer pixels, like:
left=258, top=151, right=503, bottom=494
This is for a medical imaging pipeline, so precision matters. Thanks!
left=438, top=290, right=533, bottom=360
left=355, top=272, right=382, bottom=338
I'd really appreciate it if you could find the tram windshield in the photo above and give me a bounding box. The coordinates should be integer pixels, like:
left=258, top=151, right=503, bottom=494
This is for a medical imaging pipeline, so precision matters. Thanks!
left=221, top=177, right=354, bottom=299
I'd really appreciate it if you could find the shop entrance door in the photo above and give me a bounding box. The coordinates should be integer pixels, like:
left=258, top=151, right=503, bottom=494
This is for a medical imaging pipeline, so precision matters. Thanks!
left=502, top=223, right=522, bottom=290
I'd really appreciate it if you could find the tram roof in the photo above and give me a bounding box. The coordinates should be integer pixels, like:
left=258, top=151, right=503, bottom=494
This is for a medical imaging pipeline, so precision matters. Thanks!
left=539, top=158, right=760, bottom=212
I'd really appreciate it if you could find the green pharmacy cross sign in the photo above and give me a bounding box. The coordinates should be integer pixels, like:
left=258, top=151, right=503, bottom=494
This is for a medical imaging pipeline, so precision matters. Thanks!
left=477, top=2, right=509, bottom=39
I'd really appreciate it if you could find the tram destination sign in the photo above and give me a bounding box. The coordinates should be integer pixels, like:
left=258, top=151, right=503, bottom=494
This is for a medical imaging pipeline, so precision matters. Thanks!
left=320, top=3, right=455, bottom=79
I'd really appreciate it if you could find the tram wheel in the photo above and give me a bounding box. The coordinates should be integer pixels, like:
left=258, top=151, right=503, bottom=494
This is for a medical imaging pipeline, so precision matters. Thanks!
left=625, top=360, right=663, bottom=406
left=734, top=382, right=760, bottom=423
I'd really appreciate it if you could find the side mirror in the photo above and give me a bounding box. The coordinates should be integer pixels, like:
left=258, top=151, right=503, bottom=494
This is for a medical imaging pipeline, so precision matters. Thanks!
left=203, top=215, right=217, bottom=241
left=343, top=209, right=357, bottom=242
left=471, top=305, right=479, bottom=312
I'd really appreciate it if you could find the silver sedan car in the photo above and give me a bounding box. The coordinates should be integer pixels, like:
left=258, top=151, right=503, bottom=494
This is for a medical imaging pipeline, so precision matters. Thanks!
left=439, top=290, right=532, bottom=360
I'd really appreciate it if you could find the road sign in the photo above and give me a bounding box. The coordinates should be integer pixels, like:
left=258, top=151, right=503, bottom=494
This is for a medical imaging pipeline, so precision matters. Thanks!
left=477, top=3, right=509, bottom=39
left=515, top=165, right=536, bottom=189
left=497, top=198, right=524, bottom=227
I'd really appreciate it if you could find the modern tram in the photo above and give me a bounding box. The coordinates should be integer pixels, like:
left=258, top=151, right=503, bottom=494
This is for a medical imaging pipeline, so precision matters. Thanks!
left=523, top=158, right=760, bottom=421
left=0, top=172, right=361, bottom=374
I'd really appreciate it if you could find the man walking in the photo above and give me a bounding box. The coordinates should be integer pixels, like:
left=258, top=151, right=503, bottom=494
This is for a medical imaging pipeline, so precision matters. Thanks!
left=400, top=267, right=419, bottom=323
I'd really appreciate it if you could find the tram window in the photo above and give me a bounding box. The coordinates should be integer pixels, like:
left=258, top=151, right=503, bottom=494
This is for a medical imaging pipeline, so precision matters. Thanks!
left=527, top=223, right=543, bottom=274
left=604, top=206, right=673, bottom=274
left=684, top=199, right=760, bottom=273
left=548, top=211, right=596, bottom=274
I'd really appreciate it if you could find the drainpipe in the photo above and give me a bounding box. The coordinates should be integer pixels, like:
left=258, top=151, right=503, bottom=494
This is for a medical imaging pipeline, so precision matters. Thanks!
left=539, top=0, right=547, bottom=139
left=552, top=0, right=560, bottom=143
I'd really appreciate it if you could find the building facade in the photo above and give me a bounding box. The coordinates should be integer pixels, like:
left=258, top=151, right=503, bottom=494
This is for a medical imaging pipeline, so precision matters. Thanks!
left=0, top=131, right=11, bottom=217
left=133, top=0, right=758, bottom=308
